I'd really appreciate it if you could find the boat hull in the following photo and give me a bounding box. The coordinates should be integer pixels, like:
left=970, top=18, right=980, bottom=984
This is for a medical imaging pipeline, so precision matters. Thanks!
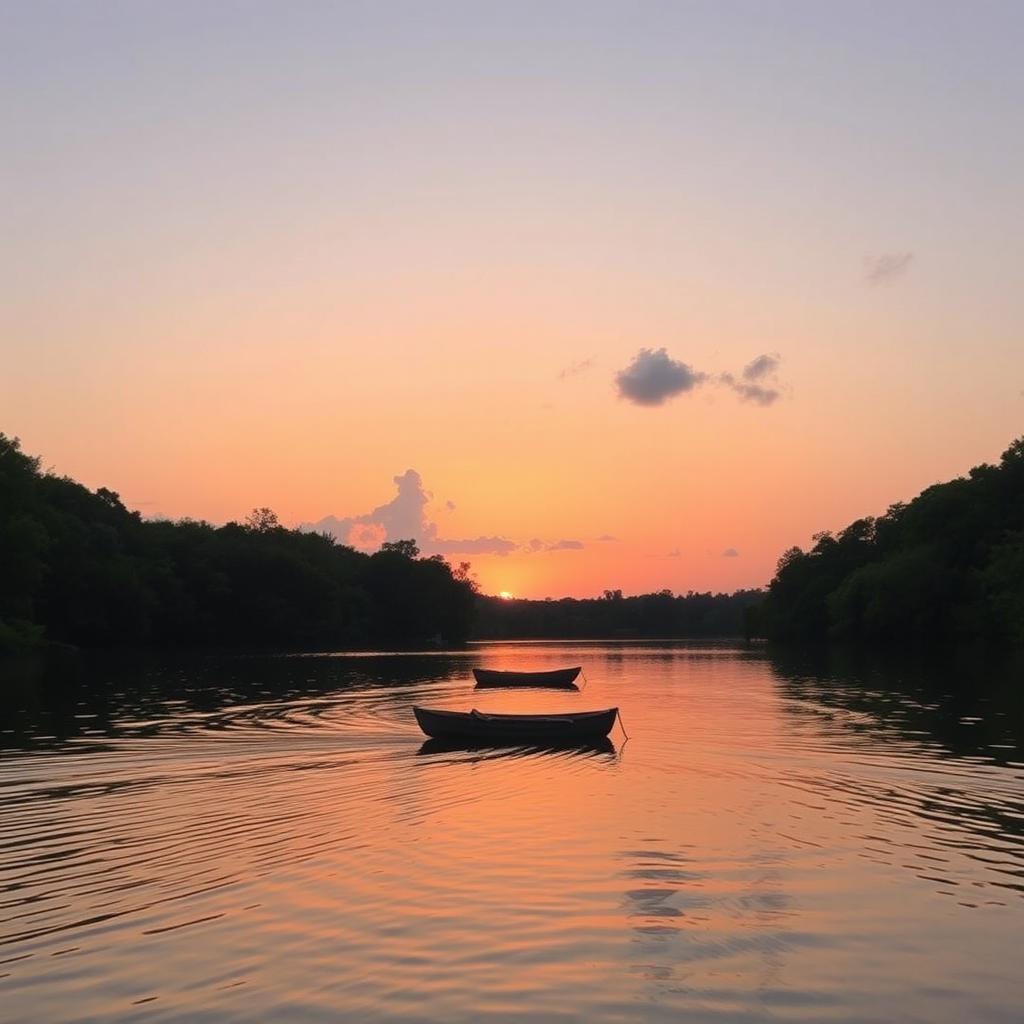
left=413, top=706, right=617, bottom=744
left=472, top=666, right=582, bottom=689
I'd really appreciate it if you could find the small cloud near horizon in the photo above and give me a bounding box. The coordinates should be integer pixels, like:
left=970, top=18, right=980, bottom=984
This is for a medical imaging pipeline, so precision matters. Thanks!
left=722, top=547, right=739, bottom=558
left=865, top=251, right=913, bottom=284
left=667, top=548, right=682, bottom=558
left=301, top=469, right=517, bottom=556
left=597, top=534, right=618, bottom=542
left=521, top=536, right=589, bottom=554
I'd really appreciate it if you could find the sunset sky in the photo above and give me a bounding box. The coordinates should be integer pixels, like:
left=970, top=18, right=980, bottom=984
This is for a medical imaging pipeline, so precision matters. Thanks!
left=3, top=2, right=1023, bottom=598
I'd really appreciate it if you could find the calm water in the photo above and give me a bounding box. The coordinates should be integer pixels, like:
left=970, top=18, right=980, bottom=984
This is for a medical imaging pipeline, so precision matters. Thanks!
left=2, top=642, right=1023, bottom=1023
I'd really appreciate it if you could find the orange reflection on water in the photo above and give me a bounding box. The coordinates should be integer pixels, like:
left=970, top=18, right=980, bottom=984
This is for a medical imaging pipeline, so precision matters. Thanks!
left=0, top=643, right=1022, bottom=1021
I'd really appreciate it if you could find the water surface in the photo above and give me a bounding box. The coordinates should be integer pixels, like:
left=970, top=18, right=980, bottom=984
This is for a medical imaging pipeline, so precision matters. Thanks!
left=2, top=642, right=1023, bottom=1022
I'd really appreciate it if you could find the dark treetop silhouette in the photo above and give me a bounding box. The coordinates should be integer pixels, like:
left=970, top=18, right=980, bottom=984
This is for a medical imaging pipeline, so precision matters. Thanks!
left=5, top=431, right=1023, bottom=654
left=0, top=433, right=762, bottom=653
left=0, top=434, right=475, bottom=652
left=755, top=437, right=1024, bottom=648
left=473, top=589, right=763, bottom=640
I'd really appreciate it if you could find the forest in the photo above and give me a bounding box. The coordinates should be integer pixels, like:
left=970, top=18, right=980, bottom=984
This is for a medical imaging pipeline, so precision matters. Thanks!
left=5, top=431, right=1024, bottom=654
left=757, top=437, right=1024, bottom=647
left=474, top=589, right=763, bottom=639
left=0, top=434, right=476, bottom=652
left=0, top=433, right=756, bottom=654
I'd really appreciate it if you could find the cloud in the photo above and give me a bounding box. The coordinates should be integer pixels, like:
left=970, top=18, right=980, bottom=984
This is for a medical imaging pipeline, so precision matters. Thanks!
left=667, top=548, right=682, bottom=558
left=614, top=348, right=784, bottom=408
left=348, top=522, right=387, bottom=548
left=720, top=353, right=782, bottom=406
left=430, top=536, right=518, bottom=555
left=596, top=534, right=618, bottom=542
left=720, top=377, right=780, bottom=406
left=522, top=537, right=588, bottom=554
left=741, top=353, right=779, bottom=381
left=722, top=548, right=739, bottom=558
left=559, top=357, right=595, bottom=380
left=445, top=500, right=456, bottom=512
left=865, top=251, right=913, bottom=284
left=301, top=469, right=517, bottom=556
left=615, top=348, right=707, bottom=406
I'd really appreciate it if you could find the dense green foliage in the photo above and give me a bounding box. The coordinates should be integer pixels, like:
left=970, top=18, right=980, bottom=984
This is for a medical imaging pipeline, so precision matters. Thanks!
left=0, top=435, right=477, bottom=651
left=475, top=588, right=764, bottom=639
left=758, top=438, right=1024, bottom=646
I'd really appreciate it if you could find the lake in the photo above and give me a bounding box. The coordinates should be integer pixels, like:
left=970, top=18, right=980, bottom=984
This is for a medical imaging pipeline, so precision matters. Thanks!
left=1, top=641, right=1023, bottom=1022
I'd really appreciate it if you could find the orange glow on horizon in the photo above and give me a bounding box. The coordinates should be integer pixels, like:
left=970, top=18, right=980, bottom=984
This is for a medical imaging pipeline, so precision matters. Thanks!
left=5, top=3, right=1022, bottom=602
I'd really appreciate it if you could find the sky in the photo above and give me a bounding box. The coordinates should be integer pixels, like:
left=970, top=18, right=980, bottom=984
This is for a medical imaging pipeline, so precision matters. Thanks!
left=3, top=1, right=1023, bottom=598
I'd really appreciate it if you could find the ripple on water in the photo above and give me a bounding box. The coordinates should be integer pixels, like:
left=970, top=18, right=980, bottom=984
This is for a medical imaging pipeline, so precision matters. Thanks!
left=1, top=644, right=1023, bottom=1022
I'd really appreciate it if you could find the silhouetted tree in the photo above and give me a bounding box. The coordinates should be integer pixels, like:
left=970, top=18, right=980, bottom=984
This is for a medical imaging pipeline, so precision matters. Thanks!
left=758, top=436, right=1024, bottom=648
left=475, top=588, right=764, bottom=639
left=244, top=507, right=280, bottom=532
left=380, top=539, right=420, bottom=558
left=0, top=436, right=477, bottom=652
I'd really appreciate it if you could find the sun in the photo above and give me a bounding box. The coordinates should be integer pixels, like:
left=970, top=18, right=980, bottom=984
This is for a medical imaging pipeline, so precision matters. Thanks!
left=498, top=591, right=514, bottom=600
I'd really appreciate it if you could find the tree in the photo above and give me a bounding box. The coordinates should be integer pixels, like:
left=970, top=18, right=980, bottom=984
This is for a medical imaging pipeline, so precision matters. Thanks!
left=0, top=436, right=481, bottom=650
left=453, top=561, right=477, bottom=591
left=244, top=508, right=280, bottom=533
left=380, top=539, right=419, bottom=558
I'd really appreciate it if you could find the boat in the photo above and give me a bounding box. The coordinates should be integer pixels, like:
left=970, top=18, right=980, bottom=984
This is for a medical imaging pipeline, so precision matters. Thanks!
left=413, top=706, right=618, bottom=744
left=472, top=666, right=582, bottom=689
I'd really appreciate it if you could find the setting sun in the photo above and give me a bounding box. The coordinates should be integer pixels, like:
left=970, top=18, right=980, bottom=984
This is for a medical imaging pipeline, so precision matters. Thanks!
left=498, top=591, right=514, bottom=600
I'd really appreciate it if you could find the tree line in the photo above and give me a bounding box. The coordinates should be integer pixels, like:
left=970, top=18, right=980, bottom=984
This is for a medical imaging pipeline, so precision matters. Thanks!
left=0, top=434, right=476, bottom=652
left=474, top=589, right=764, bottom=639
left=6, top=431, right=1022, bottom=654
left=756, top=437, right=1024, bottom=647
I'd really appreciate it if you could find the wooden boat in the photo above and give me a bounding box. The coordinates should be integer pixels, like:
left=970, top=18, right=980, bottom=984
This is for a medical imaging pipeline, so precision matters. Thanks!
left=413, top=706, right=617, bottom=744
left=472, top=666, right=581, bottom=689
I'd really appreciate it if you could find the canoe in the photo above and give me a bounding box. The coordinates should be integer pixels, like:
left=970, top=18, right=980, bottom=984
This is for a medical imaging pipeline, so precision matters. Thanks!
left=472, top=666, right=582, bottom=688
left=413, top=706, right=618, bottom=744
